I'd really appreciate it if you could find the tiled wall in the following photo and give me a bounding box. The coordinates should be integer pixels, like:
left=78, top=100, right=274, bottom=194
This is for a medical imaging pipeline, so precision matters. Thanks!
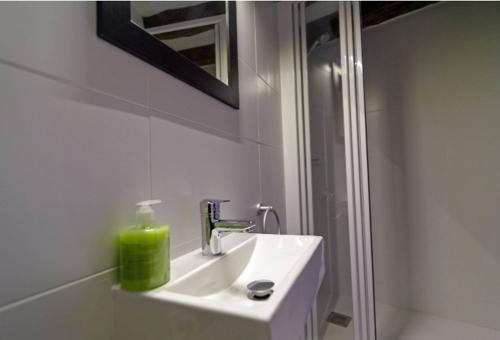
left=363, top=2, right=500, bottom=329
left=0, top=2, right=285, bottom=339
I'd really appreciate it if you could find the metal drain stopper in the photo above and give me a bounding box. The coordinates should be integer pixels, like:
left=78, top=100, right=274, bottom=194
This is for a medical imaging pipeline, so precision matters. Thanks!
left=247, top=279, right=274, bottom=299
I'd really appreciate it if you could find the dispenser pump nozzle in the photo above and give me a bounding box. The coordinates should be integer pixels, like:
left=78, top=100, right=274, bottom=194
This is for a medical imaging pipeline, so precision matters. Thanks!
left=136, top=200, right=162, bottom=227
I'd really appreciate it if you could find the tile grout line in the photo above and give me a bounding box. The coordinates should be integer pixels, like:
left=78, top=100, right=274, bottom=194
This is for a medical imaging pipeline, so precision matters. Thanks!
left=0, top=57, right=149, bottom=112
left=147, top=68, right=153, bottom=200
left=0, top=56, right=281, bottom=150
left=0, top=268, right=117, bottom=314
left=238, top=56, right=255, bottom=74
left=148, top=116, right=153, bottom=200
left=252, top=2, right=280, bottom=94
left=148, top=107, right=281, bottom=150
left=257, top=72, right=280, bottom=93
left=252, top=2, right=258, bottom=75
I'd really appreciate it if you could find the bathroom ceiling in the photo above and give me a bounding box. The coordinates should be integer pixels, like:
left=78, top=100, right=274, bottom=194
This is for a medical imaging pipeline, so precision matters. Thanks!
left=306, top=1, right=437, bottom=49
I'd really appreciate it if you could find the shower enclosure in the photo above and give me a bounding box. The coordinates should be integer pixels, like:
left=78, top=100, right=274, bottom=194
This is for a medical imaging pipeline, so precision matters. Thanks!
left=279, top=2, right=500, bottom=340
left=279, top=3, right=373, bottom=339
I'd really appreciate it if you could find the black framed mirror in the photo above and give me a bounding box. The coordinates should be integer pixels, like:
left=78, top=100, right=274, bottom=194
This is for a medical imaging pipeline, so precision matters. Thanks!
left=97, top=1, right=239, bottom=108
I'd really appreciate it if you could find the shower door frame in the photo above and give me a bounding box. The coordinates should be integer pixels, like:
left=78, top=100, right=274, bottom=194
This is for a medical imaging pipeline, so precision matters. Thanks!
left=278, top=2, right=376, bottom=340
left=339, top=3, right=376, bottom=340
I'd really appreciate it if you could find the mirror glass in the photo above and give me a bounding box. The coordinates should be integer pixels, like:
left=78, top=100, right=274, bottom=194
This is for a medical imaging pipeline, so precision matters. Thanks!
left=131, top=1, right=230, bottom=85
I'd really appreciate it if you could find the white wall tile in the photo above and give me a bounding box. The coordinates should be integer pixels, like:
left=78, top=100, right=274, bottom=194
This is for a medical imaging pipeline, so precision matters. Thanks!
left=0, top=2, right=150, bottom=106
left=258, top=79, right=282, bottom=148
left=0, top=63, right=149, bottom=306
left=255, top=1, right=281, bottom=90
left=149, top=116, right=199, bottom=257
left=0, top=271, right=115, bottom=340
left=259, top=145, right=286, bottom=211
left=238, top=60, right=259, bottom=142
left=236, top=1, right=257, bottom=70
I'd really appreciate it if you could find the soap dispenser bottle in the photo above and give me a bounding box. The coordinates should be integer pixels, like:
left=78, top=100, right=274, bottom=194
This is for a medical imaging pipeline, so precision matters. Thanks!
left=119, top=200, right=170, bottom=292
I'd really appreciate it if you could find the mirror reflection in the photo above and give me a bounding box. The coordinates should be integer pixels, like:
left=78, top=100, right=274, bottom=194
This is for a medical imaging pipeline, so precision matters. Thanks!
left=131, top=1, right=229, bottom=84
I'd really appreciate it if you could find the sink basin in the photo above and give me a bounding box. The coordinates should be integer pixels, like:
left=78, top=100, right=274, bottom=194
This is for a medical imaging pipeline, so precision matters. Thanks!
left=114, top=233, right=324, bottom=340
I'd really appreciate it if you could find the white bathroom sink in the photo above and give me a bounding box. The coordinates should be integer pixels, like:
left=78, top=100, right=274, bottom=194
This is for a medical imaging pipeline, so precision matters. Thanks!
left=114, top=233, right=324, bottom=340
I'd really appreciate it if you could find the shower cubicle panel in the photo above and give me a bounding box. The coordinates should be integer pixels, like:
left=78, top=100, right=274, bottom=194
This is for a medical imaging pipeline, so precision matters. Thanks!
left=296, top=2, right=375, bottom=340
left=305, top=2, right=354, bottom=339
left=362, top=2, right=500, bottom=339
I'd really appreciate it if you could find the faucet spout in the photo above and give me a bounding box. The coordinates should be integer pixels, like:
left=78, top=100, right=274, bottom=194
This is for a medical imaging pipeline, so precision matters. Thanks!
left=214, top=219, right=255, bottom=230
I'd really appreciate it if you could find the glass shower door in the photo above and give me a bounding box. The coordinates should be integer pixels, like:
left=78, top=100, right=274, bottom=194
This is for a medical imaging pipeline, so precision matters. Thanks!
left=304, top=2, right=354, bottom=339
left=287, top=2, right=375, bottom=339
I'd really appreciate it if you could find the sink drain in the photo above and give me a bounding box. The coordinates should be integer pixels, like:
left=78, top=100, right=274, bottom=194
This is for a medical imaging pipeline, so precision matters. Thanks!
left=247, top=280, right=274, bottom=300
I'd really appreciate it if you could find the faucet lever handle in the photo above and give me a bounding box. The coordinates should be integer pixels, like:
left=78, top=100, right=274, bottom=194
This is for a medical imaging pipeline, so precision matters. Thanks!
left=212, top=199, right=229, bottom=219
left=205, top=199, right=229, bottom=209
left=214, top=199, right=230, bottom=204
left=200, top=199, right=230, bottom=208
left=201, top=199, right=230, bottom=221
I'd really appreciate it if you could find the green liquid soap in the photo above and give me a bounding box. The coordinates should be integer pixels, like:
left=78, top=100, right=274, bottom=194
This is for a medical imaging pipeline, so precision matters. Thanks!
left=119, top=200, right=170, bottom=292
left=119, top=225, right=170, bottom=291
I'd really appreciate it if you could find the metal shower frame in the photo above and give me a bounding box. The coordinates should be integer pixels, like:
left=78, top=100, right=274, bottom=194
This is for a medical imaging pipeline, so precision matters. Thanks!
left=278, top=2, right=376, bottom=339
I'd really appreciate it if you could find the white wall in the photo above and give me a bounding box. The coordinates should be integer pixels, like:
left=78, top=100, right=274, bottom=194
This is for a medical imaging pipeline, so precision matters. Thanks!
left=363, top=2, right=500, bottom=330
left=0, top=2, right=285, bottom=339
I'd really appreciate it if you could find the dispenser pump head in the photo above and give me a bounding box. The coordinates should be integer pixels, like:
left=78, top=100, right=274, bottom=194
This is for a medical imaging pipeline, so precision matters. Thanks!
left=136, top=200, right=162, bottom=226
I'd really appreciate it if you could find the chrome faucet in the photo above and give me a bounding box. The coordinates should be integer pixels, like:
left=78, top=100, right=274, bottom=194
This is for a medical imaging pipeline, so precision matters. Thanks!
left=200, top=199, right=255, bottom=255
